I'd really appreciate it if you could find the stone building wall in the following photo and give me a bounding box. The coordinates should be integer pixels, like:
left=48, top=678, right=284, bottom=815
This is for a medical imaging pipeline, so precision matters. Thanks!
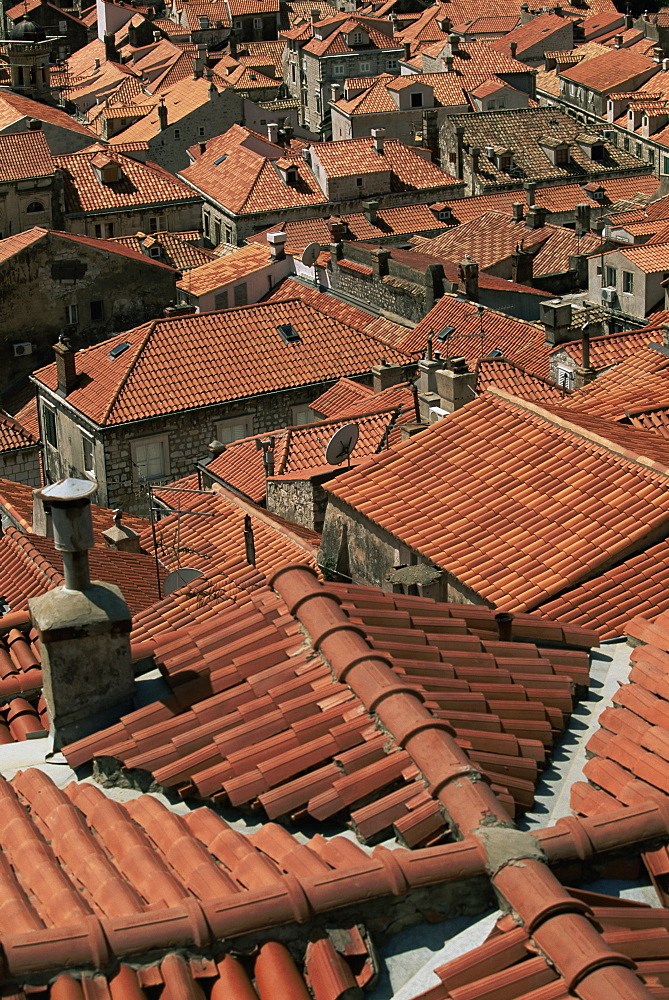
left=266, top=477, right=331, bottom=532
left=330, top=243, right=445, bottom=323
left=0, top=447, right=42, bottom=488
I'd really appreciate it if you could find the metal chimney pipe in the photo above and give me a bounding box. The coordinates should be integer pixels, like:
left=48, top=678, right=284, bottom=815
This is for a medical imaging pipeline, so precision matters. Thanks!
left=37, top=478, right=97, bottom=592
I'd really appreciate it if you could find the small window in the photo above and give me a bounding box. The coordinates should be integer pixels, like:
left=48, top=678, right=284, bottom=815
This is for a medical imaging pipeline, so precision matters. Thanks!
left=90, top=299, right=104, bottom=321
left=149, top=216, right=165, bottom=233
left=215, top=290, right=228, bottom=309
left=333, top=63, right=345, bottom=75
left=622, top=270, right=634, bottom=294
left=356, top=176, right=363, bottom=187
left=555, top=147, right=569, bottom=165
left=590, top=144, right=604, bottom=161
left=214, top=220, right=222, bottom=244
left=26, top=201, right=45, bottom=213
left=174, top=128, right=181, bottom=139
left=43, top=406, right=57, bottom=447
left=664, top=155, right=669, bottom=174
left=105, top=222, right=114, bottom=238
left=386, top=58, right=397, bottom=69
left=149, top=246, right=161, bottom=258
left=131, top=435, right=168, bottom=481
left=225, top=226, right=232, bottom=242
left=82, top=434, right=94, bottom=475
left=253, top=16, right=262, bottom=27
left=215, top=415, right=253, bottom=443
left=359, top=60, right=371, bottom=73
left=649, top=148, right=655, bottom=165
left=203, top=213, right=210, bottom=237
left=556, top=365, right=573, bottom=390
left=94, top=224, right=102, bottom=238
left=233, top=281, right=248, bottom=306
left=636, top=142, right=642, bottom=157
left=624, top=135, right=630, bottom=151
left=66, top=303, right=78, bottom=325
left=605, top=265, right=617, bottom=288
left=199, top=126, right=205, bottom=137
left=410, top=91, right=423, bottom=108
left=486, top=99, right=495, bottom=110
left=291, top=404, right=314, bottom=425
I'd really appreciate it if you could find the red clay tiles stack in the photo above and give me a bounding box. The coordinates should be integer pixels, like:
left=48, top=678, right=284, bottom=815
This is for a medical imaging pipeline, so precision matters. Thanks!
left=571, top=607, right=669, bottom=903
left=63, top=571, right=594, bottom=840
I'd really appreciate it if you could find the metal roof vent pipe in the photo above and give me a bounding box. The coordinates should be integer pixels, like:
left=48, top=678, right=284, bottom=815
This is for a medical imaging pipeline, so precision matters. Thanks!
left=28, top=477, right=135, bottom=751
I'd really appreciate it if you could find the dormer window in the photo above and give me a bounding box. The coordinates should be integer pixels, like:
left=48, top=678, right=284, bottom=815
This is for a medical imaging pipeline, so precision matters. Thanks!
left=499, top=154, right=512, bottom=171
left=411, top=91, right=423, bottom=108
left=275, top=157, right=299, bottom=186
left=92, top=155, right=123, bottom=185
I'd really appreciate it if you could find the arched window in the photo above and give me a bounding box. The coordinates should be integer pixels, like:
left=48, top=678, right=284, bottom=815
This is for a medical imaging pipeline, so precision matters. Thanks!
left=26, top=201, right=44, bottom=213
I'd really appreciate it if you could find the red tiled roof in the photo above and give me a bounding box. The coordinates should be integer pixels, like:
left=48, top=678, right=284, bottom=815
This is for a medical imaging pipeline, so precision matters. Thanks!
left=0, top=129, right=54, bottom=183
left=312, top=136, right=460, bottom=189
left=205, top=407, right=404, bottom=501
left=110, top=230, right=218, bottom=271
left=326, top=387, right=669, bottom=614
left=337, top=72, right=468, bottom=115
left=0, top=90, right=97, bottom=139
left=411, top=212, right=603, bottom=276
left=489, top=12, right=573, bottom=57
left=0, top=228, right=44, bottom=265
left=474, top=356, right=569, bottom=404
left=63, top=569, right=593, bottom=830
left=0, top=477, right=148, bottom=545
left=0, top=412, right=38, bottom=453
left=55, top=145, right=198, bottom=216
left=32, top=299, right=409, bottom=427
left=0, top=226, right=177, bottom=272
left=556, top=326, right=665, bottom=373
left=391, top=294, right=552, bottom=378
left=559, top=47, right=657, bottom=90
left=310, top=375, right=376, bottom=416
left=0, top=526, right=164, bottom=615
left=176, top=242, right=272, bottom=295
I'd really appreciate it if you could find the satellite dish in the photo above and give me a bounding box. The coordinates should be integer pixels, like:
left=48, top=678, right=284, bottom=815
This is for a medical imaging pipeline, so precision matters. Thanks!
left=163, top=566, right=203, bottom=597
left=325, top=422, right=359, bottom=466
left=301, top=242, right=321, bottom=266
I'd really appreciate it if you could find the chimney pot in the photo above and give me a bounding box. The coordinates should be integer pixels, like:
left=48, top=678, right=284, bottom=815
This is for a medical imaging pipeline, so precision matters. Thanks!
left=54, top=333, right=77, bottom=397
left=371, top=127, right=385, bottom=153
left=614, top=33, right=623, bottom=46
left=208, top=438, right=226, bottom=455
left=29, top=477, right=135, bottom=750
left=509, top=40, right=517, bottom=56
left=267, top=122, right=279, bottom=143
left=512, top=201, right=524, bottom=221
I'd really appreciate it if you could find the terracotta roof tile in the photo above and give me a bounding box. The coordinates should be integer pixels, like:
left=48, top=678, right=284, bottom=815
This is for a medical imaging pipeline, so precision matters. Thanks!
left=32, top=298, right=409, bottom=426
left=55, top=145, right=198, bottom=216
left=110, top=230, right=218, bottom=270
left=0, top=526, right=164, bottom=615
left=176, top=242, right=272, bottom=295
left=560, top=47, right=657, bottom=90
left=489, top=12, right=574, bottom=58
left=0, top=412, right=38, bottom=453
left=0, top=477, right=148, bottom=545
left=0, top=90, right=97, bottom=140
left=475, top=357, right=570, bottom=404
left=326, top=387, right=669, bottom=614
left=205, top=407, right=405, bottom=501
left=0, top=129, right=54, bottom=183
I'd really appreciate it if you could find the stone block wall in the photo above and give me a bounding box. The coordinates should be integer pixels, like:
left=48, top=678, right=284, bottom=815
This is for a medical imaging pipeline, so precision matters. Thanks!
left=0, top=447, right=42, bottom=488
left=330, top=243, right=445, bottom=323
left=266, top=477, right=330, bottom=532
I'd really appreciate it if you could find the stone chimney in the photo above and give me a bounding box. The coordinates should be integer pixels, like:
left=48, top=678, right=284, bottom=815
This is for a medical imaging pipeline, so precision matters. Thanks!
left=540, top=298, right=572, bottom=345
left=512, top=202, right=524, bottom=222
left=575, top=202, right=591, bottom=238
left=328, top=216, right=346, bottom=242
left=104, top=31, right=118, bottom=61
left=372, top=359, right=411, bottom=392
left=614, top=33, right=623, bottom=46
left=435, top=357, right=476, bottom=413
left=404, top=41, right=411, bottom=61
left=267, top=230, right=287, bottom=260
left=511, top=245, right=534, bottom=284
left=525, top=205, right=547, bottom=229
left=509, top=40, right=517, bottom=57
left=331, top=82, right=341, bottom=101
left=158, top=98, right=167, bottom=131
left=192, top=55, right=203, bottom=78
left=525, top=181, right=536, bottom=207
left=458, top=255, right=479, bottom=300
left=363, top=200, right=379, bottom=224
left=102, top=509, right=141, bottom=553
left=28, top=478, right=135, bottom=750
left=371, top=127, right=385, bottom=154
left=32, top=489, right=53, bottom=538
left=470, top=145, right=480, bottom=174
left=267, top=122, right=279, bottom=143
left=573, top=322, right=596, bottom=388
left=54, top=333, right=77, bottom=397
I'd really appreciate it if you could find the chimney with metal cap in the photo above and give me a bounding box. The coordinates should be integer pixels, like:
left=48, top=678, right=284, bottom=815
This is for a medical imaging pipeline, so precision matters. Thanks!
left=28, top=478, right=135, bottom=749
left=267, top=122, right=279, bottom=143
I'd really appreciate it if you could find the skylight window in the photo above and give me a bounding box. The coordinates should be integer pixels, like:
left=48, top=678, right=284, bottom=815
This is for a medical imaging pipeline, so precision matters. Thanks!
left=277, top=323, right=301, bottom=344
left=108, top=341, right=131, bottom=360
left=214, top=154, right=227, bottom=165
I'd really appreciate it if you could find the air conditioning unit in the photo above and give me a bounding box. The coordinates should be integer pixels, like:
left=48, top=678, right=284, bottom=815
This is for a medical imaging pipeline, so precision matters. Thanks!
left=601, top=287, right=617, bottom=305
left=12, top=341, right=33, bottom=357
left=602, top=129, right=615, bottom=141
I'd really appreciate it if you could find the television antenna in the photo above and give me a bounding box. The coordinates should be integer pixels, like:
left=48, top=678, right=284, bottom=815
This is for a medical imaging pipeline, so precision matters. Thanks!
left=325, top=422, right=359, bottom=466
left=162, top=567, right=203, bottom=596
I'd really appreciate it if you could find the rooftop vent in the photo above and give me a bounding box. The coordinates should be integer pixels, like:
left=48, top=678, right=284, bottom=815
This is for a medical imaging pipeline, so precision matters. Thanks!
left=277, top=323, right=300, bottom=344
left=108, top=341, right=131, bottom=360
